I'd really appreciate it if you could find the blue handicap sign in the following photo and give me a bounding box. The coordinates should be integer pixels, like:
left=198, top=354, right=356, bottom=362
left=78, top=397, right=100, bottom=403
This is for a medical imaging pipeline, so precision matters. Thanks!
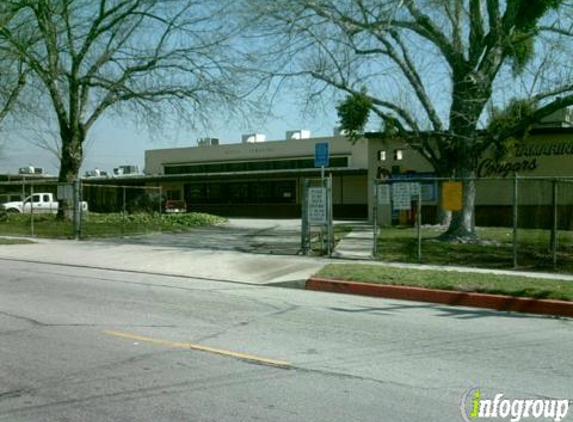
left=315, top=142, right=329, bottom=167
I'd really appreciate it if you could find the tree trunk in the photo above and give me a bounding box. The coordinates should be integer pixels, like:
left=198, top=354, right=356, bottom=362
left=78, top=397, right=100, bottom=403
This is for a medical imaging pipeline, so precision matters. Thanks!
left=56, top=130, right=84, bottom=220
left=437, top=187, right=452, bottom=226
left=434, top=168, right=453, bottom=226
left=440, top=168, right=477, bottom=241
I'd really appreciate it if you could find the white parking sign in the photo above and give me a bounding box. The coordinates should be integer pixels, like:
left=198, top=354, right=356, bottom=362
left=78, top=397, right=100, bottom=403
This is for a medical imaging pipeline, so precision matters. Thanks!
left=308, top=187, right=327, bottom=224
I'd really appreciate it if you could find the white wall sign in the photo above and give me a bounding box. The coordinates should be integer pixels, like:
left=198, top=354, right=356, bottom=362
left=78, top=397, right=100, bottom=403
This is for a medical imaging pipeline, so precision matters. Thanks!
left=377, top=184, right=391, bottom=205
left=308, top=187, right=327, bottom=224
left=392, top=183, right=411, bottom=210
left=409, top=182, right=421, bottom=198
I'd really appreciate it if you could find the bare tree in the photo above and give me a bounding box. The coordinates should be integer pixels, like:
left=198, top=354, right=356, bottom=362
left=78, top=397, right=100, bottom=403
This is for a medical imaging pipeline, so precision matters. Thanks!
left=0, top=0, right=249, bottom=212
left=0, top=4, right=26, bottom=126
left=0, top=62, right=26, bottom=126
left=246, top=0, right=573, bottom=240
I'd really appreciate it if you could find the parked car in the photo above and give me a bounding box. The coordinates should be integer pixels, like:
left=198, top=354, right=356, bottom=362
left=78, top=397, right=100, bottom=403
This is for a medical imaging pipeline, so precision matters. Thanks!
left=1, top=193, right=89, bottom=214
left=164, top=199, right=187, bottom=213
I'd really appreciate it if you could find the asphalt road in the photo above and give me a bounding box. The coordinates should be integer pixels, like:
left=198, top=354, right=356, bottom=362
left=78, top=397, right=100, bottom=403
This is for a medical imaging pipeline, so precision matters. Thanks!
left=1, top=259, right=572, bottom=422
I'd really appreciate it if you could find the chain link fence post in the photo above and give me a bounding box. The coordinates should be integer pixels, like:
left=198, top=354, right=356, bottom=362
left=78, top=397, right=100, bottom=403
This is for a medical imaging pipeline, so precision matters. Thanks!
left=372, top=180, right=378, bottom=258
left=552, top=179, right=559, bottom=269
left=73, top=180, right=81, bottom=240
left=30, top=184, right=35, bottom=237
left=300, top=179, right=309, bottom=255
left=327, top=174, right=333, bottom=257
left=417, top=187, right=422, bottom=263
left=512, top=173, right=519, bottom=268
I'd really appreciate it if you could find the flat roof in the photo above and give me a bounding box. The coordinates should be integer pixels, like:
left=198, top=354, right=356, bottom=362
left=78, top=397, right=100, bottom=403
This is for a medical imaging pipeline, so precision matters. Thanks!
left=82, top=167, right=368, bottom=185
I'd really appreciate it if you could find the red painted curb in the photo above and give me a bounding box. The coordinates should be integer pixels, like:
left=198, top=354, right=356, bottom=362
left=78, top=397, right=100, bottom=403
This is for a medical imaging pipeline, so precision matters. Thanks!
left=306, top=277, right=573, bottom=318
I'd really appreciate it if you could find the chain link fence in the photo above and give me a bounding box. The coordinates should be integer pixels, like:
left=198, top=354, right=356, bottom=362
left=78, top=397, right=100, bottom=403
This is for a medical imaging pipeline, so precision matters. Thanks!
left=0, top=180, right=77, bottom=238
left=81, top=184, right=163, bottom=237
left=0, top=180, right=163, bottom=239
left=373, top=176, right=573, bottom=273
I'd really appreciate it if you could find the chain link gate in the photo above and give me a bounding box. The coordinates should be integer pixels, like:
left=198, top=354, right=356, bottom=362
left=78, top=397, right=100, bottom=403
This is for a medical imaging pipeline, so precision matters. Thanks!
left=372, top=178, right=424, bottom=261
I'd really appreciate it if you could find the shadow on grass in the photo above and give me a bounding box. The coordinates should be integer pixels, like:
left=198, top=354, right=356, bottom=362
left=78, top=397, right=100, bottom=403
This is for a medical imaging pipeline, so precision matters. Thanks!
left=376, top=226, right=573, bottom=274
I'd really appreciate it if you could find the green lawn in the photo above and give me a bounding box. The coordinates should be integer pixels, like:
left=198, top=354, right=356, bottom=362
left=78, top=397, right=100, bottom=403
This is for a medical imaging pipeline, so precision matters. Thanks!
left=316, top=263, right=573, bottom=302
left=0, top=212, right=226, bottom=239
left=376, top=226, right=573, bottom=273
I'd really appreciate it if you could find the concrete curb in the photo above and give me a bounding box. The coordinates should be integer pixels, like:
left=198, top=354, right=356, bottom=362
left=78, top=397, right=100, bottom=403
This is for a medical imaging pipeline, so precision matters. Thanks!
left=306, top=277, right=573, bottom=318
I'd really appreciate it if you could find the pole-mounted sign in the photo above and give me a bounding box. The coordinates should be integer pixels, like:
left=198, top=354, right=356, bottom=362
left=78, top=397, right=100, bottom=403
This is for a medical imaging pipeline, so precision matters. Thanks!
left=314, top=142, right=329, bottom=168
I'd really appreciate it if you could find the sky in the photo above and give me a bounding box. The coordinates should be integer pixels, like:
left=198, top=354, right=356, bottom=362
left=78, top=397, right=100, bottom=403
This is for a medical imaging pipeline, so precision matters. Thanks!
left=0, top=98, right=340, bottom=176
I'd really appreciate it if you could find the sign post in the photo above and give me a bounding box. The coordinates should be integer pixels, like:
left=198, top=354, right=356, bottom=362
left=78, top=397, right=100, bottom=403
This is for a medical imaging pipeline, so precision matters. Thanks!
left=315, top=142, right=329, bottom=181
left=300, top=142, right=333, bottom=256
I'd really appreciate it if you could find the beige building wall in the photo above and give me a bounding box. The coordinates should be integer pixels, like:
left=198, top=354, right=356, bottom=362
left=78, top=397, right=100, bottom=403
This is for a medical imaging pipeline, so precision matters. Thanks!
left=143, top=129, right=573, bottom=220
left=145, top=135, right=368, bottom=175
left=341, top=175, right=368, bottom=204
left=366, top=138, right=435, bottom=220
left=474, top=132, right=573, bottom=205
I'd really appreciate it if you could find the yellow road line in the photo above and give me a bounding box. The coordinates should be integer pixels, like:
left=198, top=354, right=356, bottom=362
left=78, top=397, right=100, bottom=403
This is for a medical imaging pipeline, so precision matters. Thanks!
left=102, top=330, right=290, bottom=368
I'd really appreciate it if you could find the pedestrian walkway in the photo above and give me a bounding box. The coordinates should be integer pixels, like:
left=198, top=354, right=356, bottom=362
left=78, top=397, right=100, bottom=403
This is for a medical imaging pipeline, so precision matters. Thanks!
left=332, top=221, right=374, bottom=260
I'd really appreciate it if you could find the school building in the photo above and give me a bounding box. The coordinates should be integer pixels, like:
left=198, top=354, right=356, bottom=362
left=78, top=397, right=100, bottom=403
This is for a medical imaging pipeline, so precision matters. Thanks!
left=139, top=125, right=573, bottom=223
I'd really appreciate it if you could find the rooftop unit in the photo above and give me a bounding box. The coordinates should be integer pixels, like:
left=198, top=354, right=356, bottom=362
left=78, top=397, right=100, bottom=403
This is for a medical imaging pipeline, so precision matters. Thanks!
left=113, top=165, right=140, bottom=176
left=18, top=166, right=44, bottom=175
left=534, top=107, right=573, bottom=128
left=241, top=133, right=266, bottom=143
left=286, top=130, right=311, bottom=140
left=197, top=137, right=220, bottom=147
left=84, top=168, right=109, bottom=178
left=333, top=126, right=349, bottom=136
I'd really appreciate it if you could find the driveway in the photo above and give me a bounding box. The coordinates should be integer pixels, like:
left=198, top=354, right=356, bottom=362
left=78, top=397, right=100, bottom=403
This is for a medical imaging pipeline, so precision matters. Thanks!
left=108, top=218, right=304, bottom=255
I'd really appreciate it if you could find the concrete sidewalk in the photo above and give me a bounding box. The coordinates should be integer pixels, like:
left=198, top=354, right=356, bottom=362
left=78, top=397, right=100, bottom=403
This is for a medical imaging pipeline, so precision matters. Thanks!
left=1, top=217, right=573, bottom=287
left=0, top=238, right=325, bottom=286
left=2, top=234, right=573, bottom=285
left=332, top=221, right=374, bottom=260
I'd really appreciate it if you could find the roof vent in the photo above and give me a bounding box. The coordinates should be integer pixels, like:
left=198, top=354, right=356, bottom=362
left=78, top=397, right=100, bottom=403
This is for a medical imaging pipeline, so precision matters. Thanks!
left=333, top=126, right=349, bottom=136
left=113, top=165, right=139, bottom=176
left=286, top=130, right=311, bottom=140
left=241, top=133, right=266, bottom=143
left=534, top=107, right=573, bottom=128
left=18, top=166, right=44, bottom=175
left=197, top=137, right=220, bottom=147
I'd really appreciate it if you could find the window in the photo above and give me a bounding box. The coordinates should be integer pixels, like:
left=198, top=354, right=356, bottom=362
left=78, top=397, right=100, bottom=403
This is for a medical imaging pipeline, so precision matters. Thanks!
left=378, top=150, right=387, bottom=161
left=330, top=157, right=349, bottom=167
left=165, top=157, right=349, bottom=175
left=274, top=181, right=296, bottom=203
left=228, top=183, right=250, bottom=203
left=206, top=183, right=224, bottom=200
left=394, top=149, right=403, bottom=160
left=166, top=190, right=181, bottom=200
left=186, top=184, right=206, bottom=200
left=251, top=182, right=273, bottom=201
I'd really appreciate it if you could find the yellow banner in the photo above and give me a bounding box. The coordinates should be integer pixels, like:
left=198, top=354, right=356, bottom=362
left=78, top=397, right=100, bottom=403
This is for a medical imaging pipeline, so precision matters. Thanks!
left=442, top=181, right=463, bottom=211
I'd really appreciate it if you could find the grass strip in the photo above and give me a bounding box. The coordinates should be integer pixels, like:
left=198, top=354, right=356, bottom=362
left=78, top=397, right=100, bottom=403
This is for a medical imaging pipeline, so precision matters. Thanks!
left=316, top=263, right=573, bottom=302
left=0, top=237, right=35, bottom=245
left=0, top=212, right=226, bottom=239
left=376, top=226, right=573, bottom=273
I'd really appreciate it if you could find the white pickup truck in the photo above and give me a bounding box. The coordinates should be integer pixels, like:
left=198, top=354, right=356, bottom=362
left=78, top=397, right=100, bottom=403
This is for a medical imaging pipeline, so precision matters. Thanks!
left=1, top=193, right=88, bottom=214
